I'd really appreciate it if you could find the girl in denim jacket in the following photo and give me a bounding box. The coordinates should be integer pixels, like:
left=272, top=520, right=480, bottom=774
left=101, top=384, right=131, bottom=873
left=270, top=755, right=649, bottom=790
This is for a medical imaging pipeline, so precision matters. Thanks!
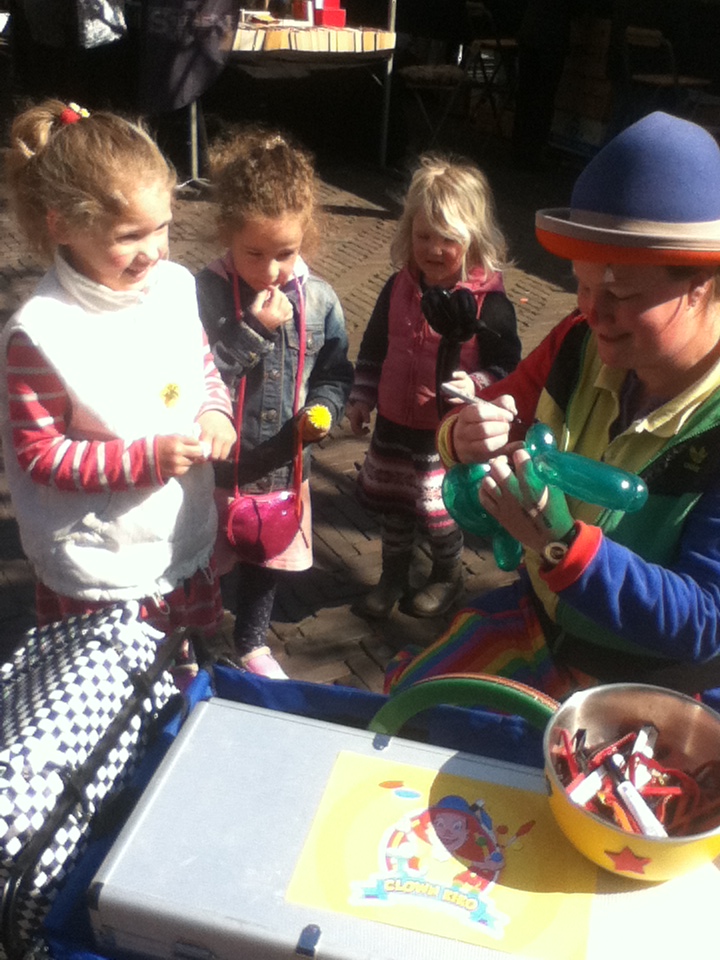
left=196, top=127, right=352, bottom=679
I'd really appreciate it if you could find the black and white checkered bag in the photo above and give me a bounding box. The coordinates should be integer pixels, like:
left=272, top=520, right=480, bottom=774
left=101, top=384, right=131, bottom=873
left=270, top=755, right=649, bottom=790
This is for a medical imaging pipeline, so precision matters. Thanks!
left=0, top=602, right=182, bottom=960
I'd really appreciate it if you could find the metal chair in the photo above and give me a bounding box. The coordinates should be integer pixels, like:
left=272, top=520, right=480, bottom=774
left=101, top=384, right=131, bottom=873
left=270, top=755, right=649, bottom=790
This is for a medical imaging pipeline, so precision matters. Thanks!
left=622, top=26, right=711, bottom=114
left=398, top=62, right=470, bottom=148
left=464, top=2, right=519, bottom=138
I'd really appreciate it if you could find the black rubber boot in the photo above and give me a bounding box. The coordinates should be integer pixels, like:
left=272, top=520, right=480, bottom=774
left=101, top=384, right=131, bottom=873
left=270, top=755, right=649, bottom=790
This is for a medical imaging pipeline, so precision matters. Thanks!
left=404, top=560, right=465, bottom=619
left=355, top=552, right=412, bottom=619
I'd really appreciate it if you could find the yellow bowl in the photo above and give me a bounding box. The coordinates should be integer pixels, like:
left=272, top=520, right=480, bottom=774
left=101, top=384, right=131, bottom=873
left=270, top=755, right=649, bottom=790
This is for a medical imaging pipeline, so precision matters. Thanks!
left=543, top=683, right=720, bottom=882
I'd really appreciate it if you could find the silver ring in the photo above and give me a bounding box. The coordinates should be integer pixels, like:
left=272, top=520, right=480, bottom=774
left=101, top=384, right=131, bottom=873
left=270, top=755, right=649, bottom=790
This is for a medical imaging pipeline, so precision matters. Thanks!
left=524, top=504, right=542, bottom=519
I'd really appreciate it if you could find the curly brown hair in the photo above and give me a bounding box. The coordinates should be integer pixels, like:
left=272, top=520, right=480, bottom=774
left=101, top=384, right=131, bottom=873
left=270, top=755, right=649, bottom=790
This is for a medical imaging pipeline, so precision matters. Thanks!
left=5, top=99, right=176, bottom=261
left=207, top=125, right=319, bottom=257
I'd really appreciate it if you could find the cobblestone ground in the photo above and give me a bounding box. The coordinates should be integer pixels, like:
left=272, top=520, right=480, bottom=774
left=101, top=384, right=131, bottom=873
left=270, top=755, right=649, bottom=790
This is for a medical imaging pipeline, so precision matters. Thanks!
left=0, top=141, right=580, bottom=690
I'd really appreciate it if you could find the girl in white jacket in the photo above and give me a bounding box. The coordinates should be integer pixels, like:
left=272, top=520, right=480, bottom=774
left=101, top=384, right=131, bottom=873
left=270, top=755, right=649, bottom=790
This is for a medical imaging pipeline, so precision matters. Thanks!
left=1, top=99, right=236, bottom=659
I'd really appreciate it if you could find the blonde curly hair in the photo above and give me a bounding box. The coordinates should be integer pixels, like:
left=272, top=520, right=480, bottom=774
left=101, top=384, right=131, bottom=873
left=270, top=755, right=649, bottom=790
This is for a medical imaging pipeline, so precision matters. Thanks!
left=207, top=125, right=319, bottom=256
left=5, top=99, right=176, bottom=260
left=390, top=153, right=509, bottom=280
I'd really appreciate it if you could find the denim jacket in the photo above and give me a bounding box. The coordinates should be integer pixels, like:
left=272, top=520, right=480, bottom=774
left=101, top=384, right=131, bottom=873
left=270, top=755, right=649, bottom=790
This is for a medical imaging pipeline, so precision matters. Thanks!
left=196, top=255, right=353, bottom=492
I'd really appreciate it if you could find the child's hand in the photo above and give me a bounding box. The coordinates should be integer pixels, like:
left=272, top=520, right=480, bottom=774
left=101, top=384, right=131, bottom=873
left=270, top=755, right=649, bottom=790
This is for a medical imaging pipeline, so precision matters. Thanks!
left=156, top=435, right=208, bottom=480
left=444, top=370, right=475, bottom=403
left=195, top=411, right=237, bottom=461
left=346, top=400, right=371, bottom=436
left=298, top=404, right=332, bottom=443
left=251, top=286, right=293, bottom=332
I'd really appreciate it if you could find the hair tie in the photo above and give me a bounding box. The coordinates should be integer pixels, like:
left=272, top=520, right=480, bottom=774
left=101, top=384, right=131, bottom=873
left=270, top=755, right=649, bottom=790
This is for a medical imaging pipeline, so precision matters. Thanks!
left=59, top=102, right=90, bottom=126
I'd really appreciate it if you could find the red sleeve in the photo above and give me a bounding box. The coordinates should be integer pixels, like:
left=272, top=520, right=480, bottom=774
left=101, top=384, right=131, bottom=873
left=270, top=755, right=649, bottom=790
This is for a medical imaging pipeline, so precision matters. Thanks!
left=196, top=329, right=234, bottom=421
left=539, top=521, right=603, bottom=591
left=478, top=310, right=585, bottom=429
left=6, top=332, right=160, bottom=491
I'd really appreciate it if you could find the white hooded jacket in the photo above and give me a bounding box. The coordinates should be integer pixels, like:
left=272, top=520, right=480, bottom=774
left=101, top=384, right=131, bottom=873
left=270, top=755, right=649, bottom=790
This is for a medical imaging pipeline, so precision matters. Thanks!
left=0, top=256, right=217, bottom=601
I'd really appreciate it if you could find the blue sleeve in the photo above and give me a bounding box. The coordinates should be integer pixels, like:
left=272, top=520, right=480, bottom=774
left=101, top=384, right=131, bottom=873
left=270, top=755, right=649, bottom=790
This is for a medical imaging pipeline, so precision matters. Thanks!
left=196, top=268, right=275, bottom=389
left=305, top=289, right=353, bottom=424
left=560, top=491, right=720, bottom=662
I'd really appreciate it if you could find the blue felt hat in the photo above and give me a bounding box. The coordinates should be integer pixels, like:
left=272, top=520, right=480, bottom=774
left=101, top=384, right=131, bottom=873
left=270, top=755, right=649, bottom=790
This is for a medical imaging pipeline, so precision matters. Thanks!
left=431, top=795, right=473, bottom=815
left=536, top=112, right=720, bottom=265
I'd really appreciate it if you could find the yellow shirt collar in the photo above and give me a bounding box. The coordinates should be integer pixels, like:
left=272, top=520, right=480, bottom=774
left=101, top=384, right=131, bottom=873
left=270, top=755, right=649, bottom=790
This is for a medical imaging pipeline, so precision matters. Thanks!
left=594, top=350, right=720, bottom=439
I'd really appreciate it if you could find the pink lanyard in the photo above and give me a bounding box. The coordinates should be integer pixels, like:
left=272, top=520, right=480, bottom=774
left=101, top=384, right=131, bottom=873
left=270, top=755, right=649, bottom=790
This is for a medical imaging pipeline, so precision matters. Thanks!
left=230, top=269, right=306, bottom=502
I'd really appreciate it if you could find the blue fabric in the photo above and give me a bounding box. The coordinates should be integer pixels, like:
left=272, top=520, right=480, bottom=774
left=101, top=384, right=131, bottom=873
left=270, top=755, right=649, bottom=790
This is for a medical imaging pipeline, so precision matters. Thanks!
left=563, top=490, right=720, bottom=664
left=43, top=668, right=544, bottom=960
left=213, top=667, right=545, bottom=765
left=571, top=111, right=720, bottom=223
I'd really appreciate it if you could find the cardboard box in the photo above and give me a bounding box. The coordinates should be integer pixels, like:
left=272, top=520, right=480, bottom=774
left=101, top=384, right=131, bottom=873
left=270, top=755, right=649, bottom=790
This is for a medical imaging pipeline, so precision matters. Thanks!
left=554, top=71, right=614, bottom=122
left=551, top=108, right=608, bottom=157
left=292, top=1, right=312, bottom=21
left=565, top=17, right=612, bottom=80
left=315, top=9, right=346, bottom=27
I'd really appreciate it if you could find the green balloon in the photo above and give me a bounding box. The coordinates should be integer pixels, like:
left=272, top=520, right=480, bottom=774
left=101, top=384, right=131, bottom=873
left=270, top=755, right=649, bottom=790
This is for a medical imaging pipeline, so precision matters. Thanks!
left=494, top=528, right=524, bottom=571
left=442, top=465, right=522, bottom=569
left=442, top=463, right=495, bottom=539
left=525, top=423, right=648, bottom=512
left=441, top=423, right=648, bottom=572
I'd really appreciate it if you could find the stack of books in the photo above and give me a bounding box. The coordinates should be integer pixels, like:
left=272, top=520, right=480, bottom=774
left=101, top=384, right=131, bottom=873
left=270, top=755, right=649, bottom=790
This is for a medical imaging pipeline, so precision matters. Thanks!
left=232, top=22, right=395, bottom=53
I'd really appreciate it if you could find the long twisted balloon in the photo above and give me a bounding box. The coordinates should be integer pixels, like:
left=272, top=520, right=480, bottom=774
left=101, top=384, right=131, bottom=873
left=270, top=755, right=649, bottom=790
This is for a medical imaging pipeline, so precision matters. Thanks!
left=442, top=423, right=648, bottom=570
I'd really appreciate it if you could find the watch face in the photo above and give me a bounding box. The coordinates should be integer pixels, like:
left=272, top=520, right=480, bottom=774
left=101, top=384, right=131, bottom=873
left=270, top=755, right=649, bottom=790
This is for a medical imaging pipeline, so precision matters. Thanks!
left=543, top=542, right=568, bottom=565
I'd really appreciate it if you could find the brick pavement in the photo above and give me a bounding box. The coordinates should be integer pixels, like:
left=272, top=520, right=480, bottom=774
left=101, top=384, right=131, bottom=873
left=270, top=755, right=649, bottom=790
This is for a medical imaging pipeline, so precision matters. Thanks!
left=0, top=140, right=580, bottom=691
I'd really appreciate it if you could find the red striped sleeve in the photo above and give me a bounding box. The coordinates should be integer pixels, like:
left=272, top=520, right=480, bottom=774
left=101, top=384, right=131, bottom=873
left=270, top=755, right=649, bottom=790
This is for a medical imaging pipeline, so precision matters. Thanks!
left=197, top=330, right=233, bottom=421
left=6, top=332, right=158, bottom=491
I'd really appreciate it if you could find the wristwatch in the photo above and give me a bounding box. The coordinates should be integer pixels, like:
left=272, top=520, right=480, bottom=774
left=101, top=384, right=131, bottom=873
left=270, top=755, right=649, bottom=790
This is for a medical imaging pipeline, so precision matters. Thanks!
left=542, top=526, right=579, bottom=568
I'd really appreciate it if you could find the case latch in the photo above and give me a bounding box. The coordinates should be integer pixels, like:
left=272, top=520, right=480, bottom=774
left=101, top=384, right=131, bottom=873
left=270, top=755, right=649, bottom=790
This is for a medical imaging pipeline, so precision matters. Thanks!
left=296, top=923, right=321, bottom=957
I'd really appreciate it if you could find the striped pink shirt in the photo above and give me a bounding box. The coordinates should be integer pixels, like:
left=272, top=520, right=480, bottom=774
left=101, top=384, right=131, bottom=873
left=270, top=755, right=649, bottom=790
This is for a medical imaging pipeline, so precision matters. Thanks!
left=5, top=329, right=232, bottom=492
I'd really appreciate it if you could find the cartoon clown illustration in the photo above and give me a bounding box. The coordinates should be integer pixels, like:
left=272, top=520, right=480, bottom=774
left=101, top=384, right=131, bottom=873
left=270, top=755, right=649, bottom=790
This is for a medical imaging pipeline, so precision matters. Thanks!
left=352, top=781, right=537, bottom=939
left=385, top=794, right=509, bottom=891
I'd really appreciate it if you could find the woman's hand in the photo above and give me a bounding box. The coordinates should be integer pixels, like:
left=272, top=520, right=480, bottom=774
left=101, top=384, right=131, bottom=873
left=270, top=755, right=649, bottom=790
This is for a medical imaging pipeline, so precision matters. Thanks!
left=479, top=448, right=574, bottom=554
left=346, top=400, right=371, bottom=436
left=251, top=286, right=294, bottom=332
left=196, top=410, right=237, bottom=461
left=452, top=393, right=520, bottom=463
